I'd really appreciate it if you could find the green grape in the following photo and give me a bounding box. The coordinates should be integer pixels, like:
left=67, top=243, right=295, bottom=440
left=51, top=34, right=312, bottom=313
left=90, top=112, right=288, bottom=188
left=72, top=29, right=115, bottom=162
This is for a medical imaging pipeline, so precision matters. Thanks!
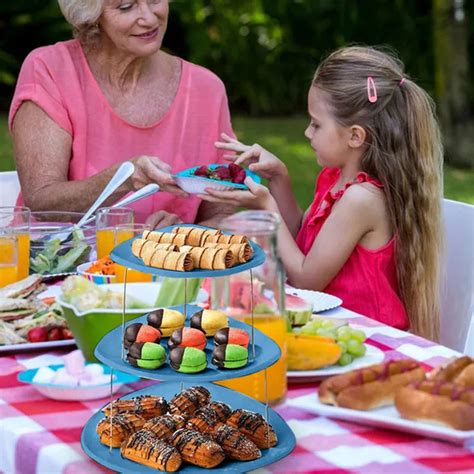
left=337, top=341, right=348, bottom=353
left=338, top=353, right=353, bottom=366
left=351, top=329, right=367, bottom=343
left=320, top=320, right=335, bottom=329
left=300, top=326, right=316, bottom=335
left=347, top=340, right=366, bottom=357
left=316, top=328, right=337, bottom=340
left=336, top=328, right=352, bottom=342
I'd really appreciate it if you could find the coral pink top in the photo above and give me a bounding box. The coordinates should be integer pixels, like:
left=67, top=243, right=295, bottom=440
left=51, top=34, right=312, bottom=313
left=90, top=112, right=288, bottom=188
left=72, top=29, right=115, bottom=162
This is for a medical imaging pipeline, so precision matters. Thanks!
left=296, top=167, right=408, bottom=329
left=9, top=40, right=233, bottom=223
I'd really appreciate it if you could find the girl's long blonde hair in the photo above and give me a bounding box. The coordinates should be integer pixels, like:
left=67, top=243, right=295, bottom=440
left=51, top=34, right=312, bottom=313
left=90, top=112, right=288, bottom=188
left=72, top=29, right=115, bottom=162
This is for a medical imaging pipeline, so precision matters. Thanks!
left=313, top=46, right=443, bottom=340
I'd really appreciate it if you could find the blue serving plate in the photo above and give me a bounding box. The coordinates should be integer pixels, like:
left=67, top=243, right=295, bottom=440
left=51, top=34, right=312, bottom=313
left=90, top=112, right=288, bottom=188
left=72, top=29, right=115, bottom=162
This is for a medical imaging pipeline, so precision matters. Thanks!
left=94, top=304, right=281, bottom=383
left=175, top=163, right=261, bottom=193
left=110, top=224, right=265, bottom=278
left=81, top=381, right=296, bottom=473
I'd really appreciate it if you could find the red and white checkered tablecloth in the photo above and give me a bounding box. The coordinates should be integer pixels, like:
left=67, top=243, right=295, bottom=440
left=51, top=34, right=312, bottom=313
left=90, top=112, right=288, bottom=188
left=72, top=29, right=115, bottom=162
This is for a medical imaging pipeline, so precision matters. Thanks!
left=1, top=306, right=473, bottom=474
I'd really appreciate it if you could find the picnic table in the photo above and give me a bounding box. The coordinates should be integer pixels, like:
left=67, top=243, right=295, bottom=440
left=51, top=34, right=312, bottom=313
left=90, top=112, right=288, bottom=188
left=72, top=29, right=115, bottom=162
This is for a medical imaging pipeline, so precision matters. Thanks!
left=1, top=305, right=473, bottom=474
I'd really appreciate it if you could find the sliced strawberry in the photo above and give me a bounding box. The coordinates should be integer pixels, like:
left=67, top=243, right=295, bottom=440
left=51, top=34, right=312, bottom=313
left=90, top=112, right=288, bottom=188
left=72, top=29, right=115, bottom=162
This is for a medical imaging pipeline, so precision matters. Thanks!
left=194, top=165, right=210, bottom=177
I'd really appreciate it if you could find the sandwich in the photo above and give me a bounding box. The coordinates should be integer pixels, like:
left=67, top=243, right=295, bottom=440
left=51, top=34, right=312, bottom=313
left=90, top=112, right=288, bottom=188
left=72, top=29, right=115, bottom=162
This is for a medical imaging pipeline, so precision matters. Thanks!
left=0, top=274, right=46, bottom=300
left=0, top=297, right=41, bottom=321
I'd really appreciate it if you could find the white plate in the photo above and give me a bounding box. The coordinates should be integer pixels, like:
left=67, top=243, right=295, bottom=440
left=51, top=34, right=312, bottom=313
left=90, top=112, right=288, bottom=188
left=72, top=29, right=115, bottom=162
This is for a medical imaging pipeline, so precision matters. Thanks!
left=288, top=344, right=385, bottom=381
left=0, top=339, right=76, bottom=353
left=286, top=287, right=342, bottom=313
left=287, top=392, right=474, bottom=447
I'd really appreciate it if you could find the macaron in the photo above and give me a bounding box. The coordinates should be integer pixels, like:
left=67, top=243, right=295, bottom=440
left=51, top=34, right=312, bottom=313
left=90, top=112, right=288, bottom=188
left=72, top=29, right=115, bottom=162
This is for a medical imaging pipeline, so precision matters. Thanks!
left=124, top=323, right=162, bottom=349
left=190, top=309, right=228, bottom=337
left=214, top=328, right=249, bottom=349
left=168, top=328, right=207, bottom=351
left=127, top=342, right=166, bottom=370
left=212, top=344, right=248, bottom=369
left=147, top=308, right=185, bottom=337
left=169, top=347, right=207, bottom=373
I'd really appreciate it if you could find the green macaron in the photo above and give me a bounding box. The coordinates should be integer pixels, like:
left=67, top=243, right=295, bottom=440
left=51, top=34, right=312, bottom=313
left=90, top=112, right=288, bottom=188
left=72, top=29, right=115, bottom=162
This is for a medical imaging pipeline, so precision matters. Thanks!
left=212, top=344, right=248, bottom=369
left=127, top=342, right=166, bottom=369
left=169, top=346, right=207, bottom=373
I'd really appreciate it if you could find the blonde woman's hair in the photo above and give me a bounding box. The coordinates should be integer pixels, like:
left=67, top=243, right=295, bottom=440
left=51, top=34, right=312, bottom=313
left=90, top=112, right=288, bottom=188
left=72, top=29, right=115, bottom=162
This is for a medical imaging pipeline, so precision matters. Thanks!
left=313, top=46, right=443, bottom=341
left=57, top=0, right=104, bottom=45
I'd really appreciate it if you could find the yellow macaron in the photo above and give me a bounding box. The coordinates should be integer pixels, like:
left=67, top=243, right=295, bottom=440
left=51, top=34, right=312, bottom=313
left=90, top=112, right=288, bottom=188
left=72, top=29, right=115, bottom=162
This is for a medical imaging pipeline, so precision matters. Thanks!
left=147, top=308, right=185, bottom=337
left=190, top=309, right=228, bottom=336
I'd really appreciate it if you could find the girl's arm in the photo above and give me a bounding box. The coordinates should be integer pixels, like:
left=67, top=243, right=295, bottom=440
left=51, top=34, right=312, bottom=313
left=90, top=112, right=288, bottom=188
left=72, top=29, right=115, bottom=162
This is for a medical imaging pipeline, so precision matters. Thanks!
left=215, top=134, right=303, bottom=236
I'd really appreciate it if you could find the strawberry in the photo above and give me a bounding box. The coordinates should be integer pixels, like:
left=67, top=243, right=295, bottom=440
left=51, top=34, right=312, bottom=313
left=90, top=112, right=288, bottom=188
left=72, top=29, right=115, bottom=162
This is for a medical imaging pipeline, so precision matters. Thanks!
left=27, top=327, right=48, bottom=343
left=194, top=165, right=210, bottom=177
left=47, top=327, right=64, bottom=341
left=232, top=168, right=247, bottom=184
left=210, top=166, right=232, bottom=181
left=62, top=329, right=74, bottom=339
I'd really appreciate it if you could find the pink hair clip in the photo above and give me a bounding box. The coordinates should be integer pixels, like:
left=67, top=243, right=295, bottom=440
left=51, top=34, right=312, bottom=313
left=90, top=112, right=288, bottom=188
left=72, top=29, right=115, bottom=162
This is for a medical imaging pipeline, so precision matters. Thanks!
left=399, top=77, right=406, bottom=86
left=367, top=76, right=377, bottom=103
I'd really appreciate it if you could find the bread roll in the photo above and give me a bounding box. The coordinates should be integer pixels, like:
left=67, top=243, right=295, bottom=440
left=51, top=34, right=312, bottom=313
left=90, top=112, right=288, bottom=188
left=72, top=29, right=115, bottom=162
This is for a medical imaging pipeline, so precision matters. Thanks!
left=318, top=359, right=425, bottom=410
left=395, top=381, right=474, bottom=431
left=428, top=356, right=474, bottom=387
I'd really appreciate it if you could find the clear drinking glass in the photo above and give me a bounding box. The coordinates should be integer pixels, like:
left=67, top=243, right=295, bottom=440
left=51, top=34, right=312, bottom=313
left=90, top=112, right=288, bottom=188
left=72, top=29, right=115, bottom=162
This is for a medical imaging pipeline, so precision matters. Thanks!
left=0, top=233, right=19, bottom=288
left=0, top=206, right=30, bottom=280
left=213, top=211, right=288, bottom=405
left=114, top=223, right=153, bottom=283
left=95, top=208, right=134, bottom=259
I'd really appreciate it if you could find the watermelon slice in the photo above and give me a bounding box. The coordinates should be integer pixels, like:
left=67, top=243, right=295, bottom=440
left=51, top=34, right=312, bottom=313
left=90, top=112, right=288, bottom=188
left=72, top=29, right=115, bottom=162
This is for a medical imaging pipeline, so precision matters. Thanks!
left=286, top=294, right=313, bottom=326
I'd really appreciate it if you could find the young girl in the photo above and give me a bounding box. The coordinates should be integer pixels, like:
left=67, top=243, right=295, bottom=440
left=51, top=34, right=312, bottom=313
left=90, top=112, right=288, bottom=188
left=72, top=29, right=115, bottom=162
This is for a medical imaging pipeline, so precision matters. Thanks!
left=200, top=46, right=443, bottom=341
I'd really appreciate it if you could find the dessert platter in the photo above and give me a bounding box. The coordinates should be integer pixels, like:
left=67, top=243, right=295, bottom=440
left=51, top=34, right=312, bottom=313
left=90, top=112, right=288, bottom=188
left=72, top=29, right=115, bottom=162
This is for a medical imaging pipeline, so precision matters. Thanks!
left=81, top=225, right=296, bottom=472
left=288, top=356, right=474, bottom=445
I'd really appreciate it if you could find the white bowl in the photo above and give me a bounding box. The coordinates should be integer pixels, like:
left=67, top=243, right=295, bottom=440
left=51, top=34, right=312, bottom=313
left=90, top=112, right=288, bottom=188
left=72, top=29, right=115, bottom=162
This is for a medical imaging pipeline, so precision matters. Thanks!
left=77, top=262, right=116, bottom=285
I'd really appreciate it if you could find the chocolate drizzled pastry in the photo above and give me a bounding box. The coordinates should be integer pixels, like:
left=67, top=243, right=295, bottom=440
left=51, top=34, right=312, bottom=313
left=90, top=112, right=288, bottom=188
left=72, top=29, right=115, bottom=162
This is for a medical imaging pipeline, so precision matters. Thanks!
left=143, top=414, right=187, bottom=441
left=169, top=386, right=211, bottom=417
left=226, top=409, right=278, bottom=448
left=102, top=395, right=169, bottom=420
left=212, top=424, right=261, bottom=461
left=205, top=401, right=232, bottom=421
left=96, top=413, right=145, bottom=448
left=186, top=407, right=222, bottom=434
left=121, top=429, right=182, bottom=472
left=170, top=428, right=225, bottom=468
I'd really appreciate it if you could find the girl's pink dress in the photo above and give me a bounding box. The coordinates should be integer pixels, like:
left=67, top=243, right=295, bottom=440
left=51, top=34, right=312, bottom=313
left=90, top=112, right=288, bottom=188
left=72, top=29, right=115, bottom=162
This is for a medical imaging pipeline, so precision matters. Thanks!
left=296, top=167, right=408, bottom=329
left=9, top=40, right=234, bottom=223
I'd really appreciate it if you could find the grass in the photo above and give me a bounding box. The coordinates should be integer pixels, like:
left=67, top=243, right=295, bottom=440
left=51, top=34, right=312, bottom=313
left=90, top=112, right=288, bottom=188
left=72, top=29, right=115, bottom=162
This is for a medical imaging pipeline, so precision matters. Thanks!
left=1, top=113, right=473, bottom=206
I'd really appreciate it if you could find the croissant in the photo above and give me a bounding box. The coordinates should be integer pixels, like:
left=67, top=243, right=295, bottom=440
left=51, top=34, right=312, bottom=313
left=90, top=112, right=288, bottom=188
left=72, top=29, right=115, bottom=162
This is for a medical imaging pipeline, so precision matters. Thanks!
left=96, top=413, right=145, bottom=448
left=143, top=413, right=187, bottom=441
left=142, top=230, right=188, bottom=246
left=226, top=409, right=278, bottom=449
left=121, top=429, right=182, bottom=472
left=212, top=424, right=261, bottom=461
left=140, top=245, right=193, bottom=271
left=169, top=386, right=211, bottom=418
left=170, top=428, right=225, bottom=468
left=131, top=238, right=178, bottom=258
left=203, top=242, right=253, bottom=263
left=102, top=395, right=169, bottom=420
left=179, top=245, right=234, bottom=269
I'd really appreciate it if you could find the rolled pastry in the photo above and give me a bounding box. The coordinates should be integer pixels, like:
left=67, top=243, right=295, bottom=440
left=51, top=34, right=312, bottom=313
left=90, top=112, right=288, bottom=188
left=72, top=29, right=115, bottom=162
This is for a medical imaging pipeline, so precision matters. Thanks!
left=141, top=245, right=193, bottom=271
left=205, top=233, right=249, bottom=245
left=179, top=245, right=234, bottom=269
left=143, top=230, right=187, bottom=247
left=202, top=242, right=253, bottom=263
left=132, top=239, right=178, bottom=258
left=171, top=227, right=222, bottom=247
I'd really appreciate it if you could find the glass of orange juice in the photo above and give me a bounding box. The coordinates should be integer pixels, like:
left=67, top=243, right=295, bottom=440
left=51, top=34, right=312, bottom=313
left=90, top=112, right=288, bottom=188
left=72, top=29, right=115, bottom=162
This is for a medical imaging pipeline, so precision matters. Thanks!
left=0, top=233, right=19, bottom=288
left=0, top=206, right=30, bottom=280
left=95, top=207, right=134, bottom=259
left=113, top=223, right=154, bottom=283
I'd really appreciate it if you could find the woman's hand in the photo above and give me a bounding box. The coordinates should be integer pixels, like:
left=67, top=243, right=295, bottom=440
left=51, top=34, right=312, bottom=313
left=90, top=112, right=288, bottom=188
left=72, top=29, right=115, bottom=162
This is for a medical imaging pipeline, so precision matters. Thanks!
left=199, top=177, right=278, bottom=212
left=145, top=210, right=183, bottom=230
left=130, top=155, right=188, bottom=196
left=215, top=133, right=288, bottom=181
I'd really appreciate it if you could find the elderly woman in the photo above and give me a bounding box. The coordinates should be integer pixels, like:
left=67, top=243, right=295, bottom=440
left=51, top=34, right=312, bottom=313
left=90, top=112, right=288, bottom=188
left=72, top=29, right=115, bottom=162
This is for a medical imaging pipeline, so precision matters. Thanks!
left=9, top=0, right=234, bottom=227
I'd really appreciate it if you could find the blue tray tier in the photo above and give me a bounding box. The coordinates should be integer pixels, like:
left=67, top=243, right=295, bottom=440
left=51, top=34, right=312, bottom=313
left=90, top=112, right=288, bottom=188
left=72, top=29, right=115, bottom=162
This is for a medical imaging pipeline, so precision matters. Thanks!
left=94, top=304, right=281, bottom=383
left=81, top=381, right=296, bottom=473
left=110, top=224, right=265, bottom=278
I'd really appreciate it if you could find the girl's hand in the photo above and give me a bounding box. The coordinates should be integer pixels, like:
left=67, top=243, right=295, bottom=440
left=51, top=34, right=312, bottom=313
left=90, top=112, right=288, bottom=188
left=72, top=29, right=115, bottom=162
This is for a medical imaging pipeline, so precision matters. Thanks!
left=145, top=210, right=183, bottom=229
left=215, top=133, right=288, bottom=181
left=199, top=177, right=278, bottom=211
left=130, top=155, right=188, bottom=197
